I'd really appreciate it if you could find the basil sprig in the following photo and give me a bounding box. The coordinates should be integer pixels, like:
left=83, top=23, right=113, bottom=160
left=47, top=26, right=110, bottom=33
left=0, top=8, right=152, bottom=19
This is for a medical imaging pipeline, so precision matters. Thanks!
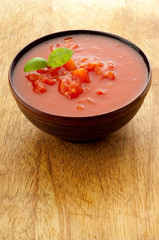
left=24, top=58, right=47, bottom=72
left=24, top=47, right=73, bottom=72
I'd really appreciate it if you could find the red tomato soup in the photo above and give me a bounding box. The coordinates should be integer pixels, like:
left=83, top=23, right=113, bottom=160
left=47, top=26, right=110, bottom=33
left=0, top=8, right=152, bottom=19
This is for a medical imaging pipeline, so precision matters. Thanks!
left=13, top=34, right=148, bottom=117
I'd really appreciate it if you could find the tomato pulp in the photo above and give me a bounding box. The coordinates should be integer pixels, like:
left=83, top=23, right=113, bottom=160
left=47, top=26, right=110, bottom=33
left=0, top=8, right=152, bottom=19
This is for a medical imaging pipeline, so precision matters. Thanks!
left=13, top=34, right=148, bottom=117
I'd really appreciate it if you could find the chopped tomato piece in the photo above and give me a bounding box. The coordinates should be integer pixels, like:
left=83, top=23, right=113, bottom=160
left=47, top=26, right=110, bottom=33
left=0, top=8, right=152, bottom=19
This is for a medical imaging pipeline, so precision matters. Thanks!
left=64, top=59, right=77, bottom=71
left=104, top=71, right=115, bottom=80
left=37, top=69, right=49, bottom=74
left=81, top=62, right=103, bottom=74
left=58, top=78, right=70, bottom=96
left=48, top=67, right=60, bottom=76
left=98, top=62, right=104, bottom=67
left=40, top=75, right=56, bottom=85
left=96, top=89, right=105, bottom=95
left=81, top=62, right=94, bottom=71
left=107, top=61, right=114, bottom=69
left=56, top=43, right=61, bottom=47
left=33, top=81, right=47, bottom=94
left=68, top=82, right=83, bottom=99
left=26, top=73, right=40, bottom=82
left=72, top=68, right=90, bottom=83
left=58, top=77, right=84, bottom=99
left=55, top=66, right=68, bottom=77
left=58, top=78, right=83, bottom=99
left=93, top=63, right=103, bottom=75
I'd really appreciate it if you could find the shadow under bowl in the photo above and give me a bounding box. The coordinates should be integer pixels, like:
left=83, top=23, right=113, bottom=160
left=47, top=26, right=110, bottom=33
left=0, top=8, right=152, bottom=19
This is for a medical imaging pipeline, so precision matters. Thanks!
left=9, top=30, right=151, bottom=142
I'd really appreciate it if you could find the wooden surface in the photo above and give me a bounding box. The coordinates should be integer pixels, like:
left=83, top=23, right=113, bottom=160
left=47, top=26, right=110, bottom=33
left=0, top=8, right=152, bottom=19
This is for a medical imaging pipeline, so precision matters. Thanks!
left=1, top=0, right=159, bottom=239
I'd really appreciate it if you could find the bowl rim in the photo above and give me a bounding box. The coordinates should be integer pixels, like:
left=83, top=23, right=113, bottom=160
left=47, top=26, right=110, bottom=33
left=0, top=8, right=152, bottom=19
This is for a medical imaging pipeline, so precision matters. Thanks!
left=9, top=29, right=152, bottom=120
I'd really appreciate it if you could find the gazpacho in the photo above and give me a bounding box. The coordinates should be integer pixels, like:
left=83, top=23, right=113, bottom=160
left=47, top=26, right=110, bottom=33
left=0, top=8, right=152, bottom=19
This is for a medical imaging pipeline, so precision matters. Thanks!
left=13, top=34, right=148, bottom=117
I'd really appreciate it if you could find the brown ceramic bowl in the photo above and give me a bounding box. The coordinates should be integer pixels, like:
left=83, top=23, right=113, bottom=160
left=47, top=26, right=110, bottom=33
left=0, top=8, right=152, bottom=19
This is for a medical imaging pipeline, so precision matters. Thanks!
left=9, top=30, right=151, bottom=142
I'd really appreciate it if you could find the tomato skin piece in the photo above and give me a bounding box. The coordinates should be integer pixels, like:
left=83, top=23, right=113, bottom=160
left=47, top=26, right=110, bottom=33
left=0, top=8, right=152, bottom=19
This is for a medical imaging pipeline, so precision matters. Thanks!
left=72, top=68, right=90, bottom=83
left=64, top=59, right=77, bottom=71
left=76, top=104, right=84, bottom=110
left=72, top=44, right=79, bottom=50
left=104, top=71, right=115, bottom=80
left=68, top=82, right=83, bottom=99
left=87, top=97, right=95, bottom=104
left=96, top=89, right=105, bottom=95
left=64, top=37, right=73, bottom=41
left=50, top=46, right=54, bottom=51
left=80, top=58, right=89, bottom=63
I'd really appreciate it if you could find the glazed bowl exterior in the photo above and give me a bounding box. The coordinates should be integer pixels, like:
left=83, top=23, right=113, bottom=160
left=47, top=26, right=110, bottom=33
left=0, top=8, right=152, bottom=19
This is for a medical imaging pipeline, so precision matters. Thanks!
left=9, top=30, right=151, bottom=142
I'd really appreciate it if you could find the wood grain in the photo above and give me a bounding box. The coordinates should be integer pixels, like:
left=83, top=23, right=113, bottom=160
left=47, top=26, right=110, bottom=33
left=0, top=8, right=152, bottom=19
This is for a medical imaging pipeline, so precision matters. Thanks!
left=1, top=0, right=159, bottom=239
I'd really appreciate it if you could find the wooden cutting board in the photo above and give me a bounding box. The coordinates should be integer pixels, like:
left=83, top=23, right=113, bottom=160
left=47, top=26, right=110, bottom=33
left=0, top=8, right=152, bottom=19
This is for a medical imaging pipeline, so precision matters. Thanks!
left=1, top=0, right=159, bottom=239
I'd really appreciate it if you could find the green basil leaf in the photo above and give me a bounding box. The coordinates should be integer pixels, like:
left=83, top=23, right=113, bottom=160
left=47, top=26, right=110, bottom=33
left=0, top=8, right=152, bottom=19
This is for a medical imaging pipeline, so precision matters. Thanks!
left=24, top=58, right=47, bottom=72
left=47, top=47, right=73, bottom=68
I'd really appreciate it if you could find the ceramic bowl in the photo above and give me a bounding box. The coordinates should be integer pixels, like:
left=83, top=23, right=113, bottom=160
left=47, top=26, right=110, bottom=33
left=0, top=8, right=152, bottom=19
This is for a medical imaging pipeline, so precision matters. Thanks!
left=9, top=30, right=151, bottom=142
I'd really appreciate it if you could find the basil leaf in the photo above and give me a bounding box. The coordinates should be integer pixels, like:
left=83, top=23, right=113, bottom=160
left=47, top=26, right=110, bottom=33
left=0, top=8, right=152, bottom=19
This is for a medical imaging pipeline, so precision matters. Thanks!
left=47, top=47, right=73, bottom=68
left=24, top=58, right=47, bottom=72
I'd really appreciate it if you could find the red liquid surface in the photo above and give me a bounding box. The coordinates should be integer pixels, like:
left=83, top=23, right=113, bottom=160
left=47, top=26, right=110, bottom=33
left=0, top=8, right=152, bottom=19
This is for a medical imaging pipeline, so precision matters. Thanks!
left=13, top=34, right=148, bottom=117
